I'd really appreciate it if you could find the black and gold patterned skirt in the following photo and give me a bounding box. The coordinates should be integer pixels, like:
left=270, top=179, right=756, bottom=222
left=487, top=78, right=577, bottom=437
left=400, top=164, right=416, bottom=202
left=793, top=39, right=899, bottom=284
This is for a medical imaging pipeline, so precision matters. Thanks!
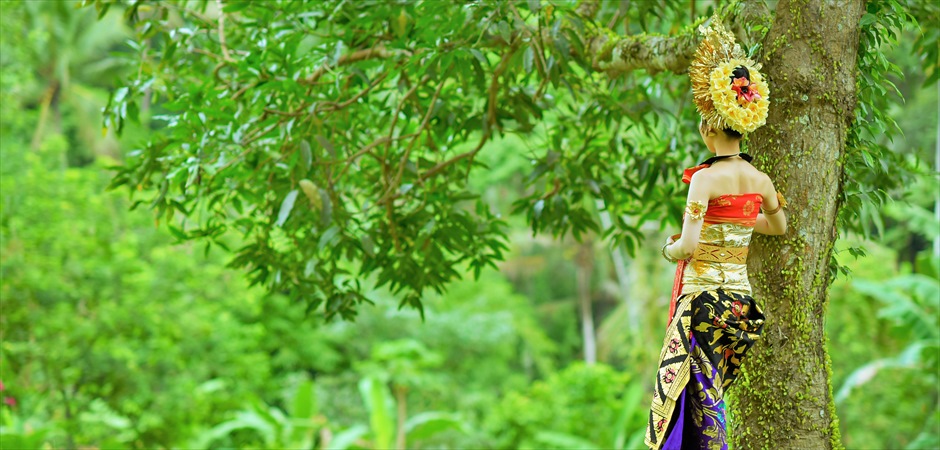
left=646, top=289, right=765, bottom=450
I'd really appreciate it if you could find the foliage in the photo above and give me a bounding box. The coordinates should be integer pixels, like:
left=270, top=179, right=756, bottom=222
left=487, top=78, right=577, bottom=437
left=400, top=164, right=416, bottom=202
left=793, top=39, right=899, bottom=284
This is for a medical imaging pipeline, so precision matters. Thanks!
left=827, top=240, right=940, bottom=449
left=195, top=375, right=466, bottom=450
left=195, top=379, right=323, bottom=449
left=85, top=0, right=940, bottom=321
left=486, top=362, right=646, bottom=449
left=305, top=269, right=560, bottom=448
left=838, top=0, right=937, bottom=266
left=0, top=133, right=284, bottom=447
left=3, top=2, right=939, bottom=450
left=10, top=0, right=130, bottom=164
left=87, top=0, right=717, bottom=318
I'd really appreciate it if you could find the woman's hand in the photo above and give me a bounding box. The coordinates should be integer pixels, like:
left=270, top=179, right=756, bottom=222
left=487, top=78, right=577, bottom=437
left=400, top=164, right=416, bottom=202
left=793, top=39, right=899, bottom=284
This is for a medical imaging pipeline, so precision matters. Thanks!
left=666, top=237, right=695, bottom=261
left=661, top=235, right=679, bottom=262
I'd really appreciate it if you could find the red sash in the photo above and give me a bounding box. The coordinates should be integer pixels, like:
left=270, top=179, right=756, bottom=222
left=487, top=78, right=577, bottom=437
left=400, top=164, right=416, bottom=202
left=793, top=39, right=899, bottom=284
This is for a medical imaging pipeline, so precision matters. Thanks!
left=667, top=234, right=684, bottom=325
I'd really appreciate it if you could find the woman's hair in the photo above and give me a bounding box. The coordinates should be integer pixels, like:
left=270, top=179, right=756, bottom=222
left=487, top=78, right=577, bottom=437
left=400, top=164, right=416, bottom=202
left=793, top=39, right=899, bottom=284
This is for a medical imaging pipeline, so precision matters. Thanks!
left=730, top=66, right=751, bottom=82
left=719, top=66, right=751, bottom=140
left=722, top=127, right=743, bottom=139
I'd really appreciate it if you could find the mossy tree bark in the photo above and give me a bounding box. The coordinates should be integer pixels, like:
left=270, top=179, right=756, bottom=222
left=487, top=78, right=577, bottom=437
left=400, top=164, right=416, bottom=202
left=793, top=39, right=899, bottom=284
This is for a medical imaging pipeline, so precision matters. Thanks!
left=735, top=0, right=864, bottom=448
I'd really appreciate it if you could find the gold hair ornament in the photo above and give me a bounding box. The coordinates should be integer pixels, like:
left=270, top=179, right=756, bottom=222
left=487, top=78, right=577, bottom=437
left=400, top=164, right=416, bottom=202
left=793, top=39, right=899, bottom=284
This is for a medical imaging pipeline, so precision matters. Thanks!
left=689, top=18, right=770, bottom=134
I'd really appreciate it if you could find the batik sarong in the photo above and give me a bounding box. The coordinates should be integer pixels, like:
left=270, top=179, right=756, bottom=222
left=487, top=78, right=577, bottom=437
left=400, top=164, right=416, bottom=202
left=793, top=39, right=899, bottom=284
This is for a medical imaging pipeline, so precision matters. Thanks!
left=645, top=289, right=764, bottom=450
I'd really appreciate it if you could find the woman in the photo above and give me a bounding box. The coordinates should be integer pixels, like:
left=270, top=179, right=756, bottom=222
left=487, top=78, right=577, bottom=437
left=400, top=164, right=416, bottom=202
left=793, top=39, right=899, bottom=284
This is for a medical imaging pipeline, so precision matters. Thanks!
left=645, top=19, right=788, bottom=450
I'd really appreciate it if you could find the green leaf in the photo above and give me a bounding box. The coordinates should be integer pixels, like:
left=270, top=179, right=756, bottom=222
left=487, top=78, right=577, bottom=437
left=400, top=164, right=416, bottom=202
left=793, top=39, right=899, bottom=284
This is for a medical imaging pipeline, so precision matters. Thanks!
left=318, top=226, right=340, bottom=250
left=276, top=190, right=299, bottom=227
left=533, top=199, right=545, bottom=218
left=222, top=1, right=251, bottom=13
left=404, top=412, right=467, bottom=441
left=523, top=46, right=534, bottom=74
left=526, top=0, right=541, bottom=13
left=315, top=134, right=336, bottom=158
left=291, top=379, right=317, bottom=420
left=469, top=48, right=488, bottom=66
left=532, top=431, right=599, bottom=449
left=328, top=425, right=369, bottom=450
left=358, top=376, right=395, bottom=449
left=497, top=20, right=511, bottom=43
left=299, top=140, right=312, bottom=175
left=613, top=381, right=644, bottom=449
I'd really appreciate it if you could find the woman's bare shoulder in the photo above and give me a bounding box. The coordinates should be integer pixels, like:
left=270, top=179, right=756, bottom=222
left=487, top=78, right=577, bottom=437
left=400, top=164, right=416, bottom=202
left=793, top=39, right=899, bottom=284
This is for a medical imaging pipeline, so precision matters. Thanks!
left=748, top=169, right=778, bottom=200
left=688, top=165, right=720, bottom=185
left=741, top=164, right=772, bottom=184
left=757, top=169, right=776, bottom=187
left=687, top=167, right=720, bottom=197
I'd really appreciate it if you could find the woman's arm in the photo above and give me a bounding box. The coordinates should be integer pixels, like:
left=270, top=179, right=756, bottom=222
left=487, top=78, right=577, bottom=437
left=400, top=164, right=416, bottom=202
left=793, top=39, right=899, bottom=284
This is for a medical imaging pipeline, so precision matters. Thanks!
left=666, top=171, right=712, bottom=260
left=755, top=174, right=787, bottom=235
left=754, top=213, right=772, bottom=234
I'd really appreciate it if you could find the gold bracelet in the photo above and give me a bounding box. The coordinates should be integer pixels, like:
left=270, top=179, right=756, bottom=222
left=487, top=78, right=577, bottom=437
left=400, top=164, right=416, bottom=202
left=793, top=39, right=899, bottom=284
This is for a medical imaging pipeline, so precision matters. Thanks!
left=763, top=203, right=782, bottom=215
left=763, top=192, right=788, bottom=215
left=661, top=242, right=678, bottom=263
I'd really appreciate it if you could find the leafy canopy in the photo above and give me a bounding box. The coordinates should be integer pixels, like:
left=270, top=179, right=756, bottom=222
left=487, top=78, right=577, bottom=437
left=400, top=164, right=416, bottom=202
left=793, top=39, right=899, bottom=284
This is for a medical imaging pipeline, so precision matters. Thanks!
left=96, top=0, right=707, bottom=319
left=91, top=0, right=937, bottom=319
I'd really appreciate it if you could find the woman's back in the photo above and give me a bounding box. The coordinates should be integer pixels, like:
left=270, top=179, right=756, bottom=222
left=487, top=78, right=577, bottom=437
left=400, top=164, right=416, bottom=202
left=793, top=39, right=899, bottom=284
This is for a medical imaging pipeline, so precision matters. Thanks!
left=683, top=155, right=786, bottom=238
left=697, top=157, right=772, bottom=200
left=678, top=156, right=779, bottom=296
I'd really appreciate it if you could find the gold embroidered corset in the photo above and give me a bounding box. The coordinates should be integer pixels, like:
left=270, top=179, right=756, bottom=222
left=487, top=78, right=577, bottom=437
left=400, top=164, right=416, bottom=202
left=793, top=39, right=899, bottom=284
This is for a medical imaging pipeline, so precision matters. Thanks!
left=681, top=193, right=762, bottom=296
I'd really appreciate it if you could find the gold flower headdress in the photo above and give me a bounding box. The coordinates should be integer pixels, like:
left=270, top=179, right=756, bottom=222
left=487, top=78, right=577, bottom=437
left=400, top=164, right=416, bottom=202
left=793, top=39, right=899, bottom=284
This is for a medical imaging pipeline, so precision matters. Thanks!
left=689, top=18, right=770, bottom=134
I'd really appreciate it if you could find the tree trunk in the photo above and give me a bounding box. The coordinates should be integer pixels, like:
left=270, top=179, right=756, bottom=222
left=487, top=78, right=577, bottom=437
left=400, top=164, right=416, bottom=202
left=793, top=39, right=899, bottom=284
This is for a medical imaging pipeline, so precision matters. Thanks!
left=733, top=0, right=864, bottom=448
left=576, top=241, right=597, bottom=365
left=597, top=200, right=640, bottom=330
left=30, top=81, right=58, bottom=150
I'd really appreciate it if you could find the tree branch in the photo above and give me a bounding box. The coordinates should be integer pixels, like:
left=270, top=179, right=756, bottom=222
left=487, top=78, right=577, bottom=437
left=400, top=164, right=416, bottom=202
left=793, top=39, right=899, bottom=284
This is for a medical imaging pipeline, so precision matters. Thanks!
left=301, top=46, right=408, bottom=85
left=540, top=178, right=562, bottom=200
left=590, top=30, right=700, bottom=76
left=263, top=71, right=390, bottom=118
left=418, top=132, right=489, bottom=183
left=509, top=3, right=548, bottom=77
left=192, top=47, right=226, bottom=61
left=240, top=117, right=286, bottom=147
left=379, top=74, right=428, bottom=254
left=232, top=80, right=262, bottom=100
left=319, top=71, right=390, bottom=112
left=385, top=75, right=428, bottom=156
left=583, top=7, right=769, bottom=77
left=488, top=44, right=519, bottom=129
left=385, top=76, right=447, bottom=201
left=216, top=0, right=235, bottom=62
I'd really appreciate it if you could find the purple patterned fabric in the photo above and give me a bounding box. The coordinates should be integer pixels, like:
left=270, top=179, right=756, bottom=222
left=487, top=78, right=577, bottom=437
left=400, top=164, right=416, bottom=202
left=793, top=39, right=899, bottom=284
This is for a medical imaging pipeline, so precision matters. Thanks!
left=661, top=376, right=687, bottom=449
left=661, top=336, right=729, bottom=450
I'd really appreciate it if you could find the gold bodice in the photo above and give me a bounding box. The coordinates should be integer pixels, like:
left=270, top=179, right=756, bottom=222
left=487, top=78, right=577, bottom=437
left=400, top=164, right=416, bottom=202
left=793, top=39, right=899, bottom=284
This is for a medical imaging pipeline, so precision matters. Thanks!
left=680, top=222, right=754, bottom=296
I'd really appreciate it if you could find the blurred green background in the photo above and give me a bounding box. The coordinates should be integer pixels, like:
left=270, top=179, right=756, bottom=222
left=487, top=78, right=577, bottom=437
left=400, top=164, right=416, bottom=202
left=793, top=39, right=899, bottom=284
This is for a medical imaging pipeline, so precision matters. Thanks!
left=1, top=1, right=937, bottom=449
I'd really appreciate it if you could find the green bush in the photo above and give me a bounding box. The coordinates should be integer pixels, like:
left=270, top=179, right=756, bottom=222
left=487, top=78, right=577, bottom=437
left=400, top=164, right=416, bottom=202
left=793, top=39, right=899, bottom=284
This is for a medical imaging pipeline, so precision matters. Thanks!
left=487, top=362, right=646, bottom=449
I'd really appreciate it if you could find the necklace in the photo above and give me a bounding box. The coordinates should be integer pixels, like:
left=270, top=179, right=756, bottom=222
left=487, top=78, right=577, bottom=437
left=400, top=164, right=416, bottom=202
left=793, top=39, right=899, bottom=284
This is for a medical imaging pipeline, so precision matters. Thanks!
left=699, top=152, right=752, bottom=166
